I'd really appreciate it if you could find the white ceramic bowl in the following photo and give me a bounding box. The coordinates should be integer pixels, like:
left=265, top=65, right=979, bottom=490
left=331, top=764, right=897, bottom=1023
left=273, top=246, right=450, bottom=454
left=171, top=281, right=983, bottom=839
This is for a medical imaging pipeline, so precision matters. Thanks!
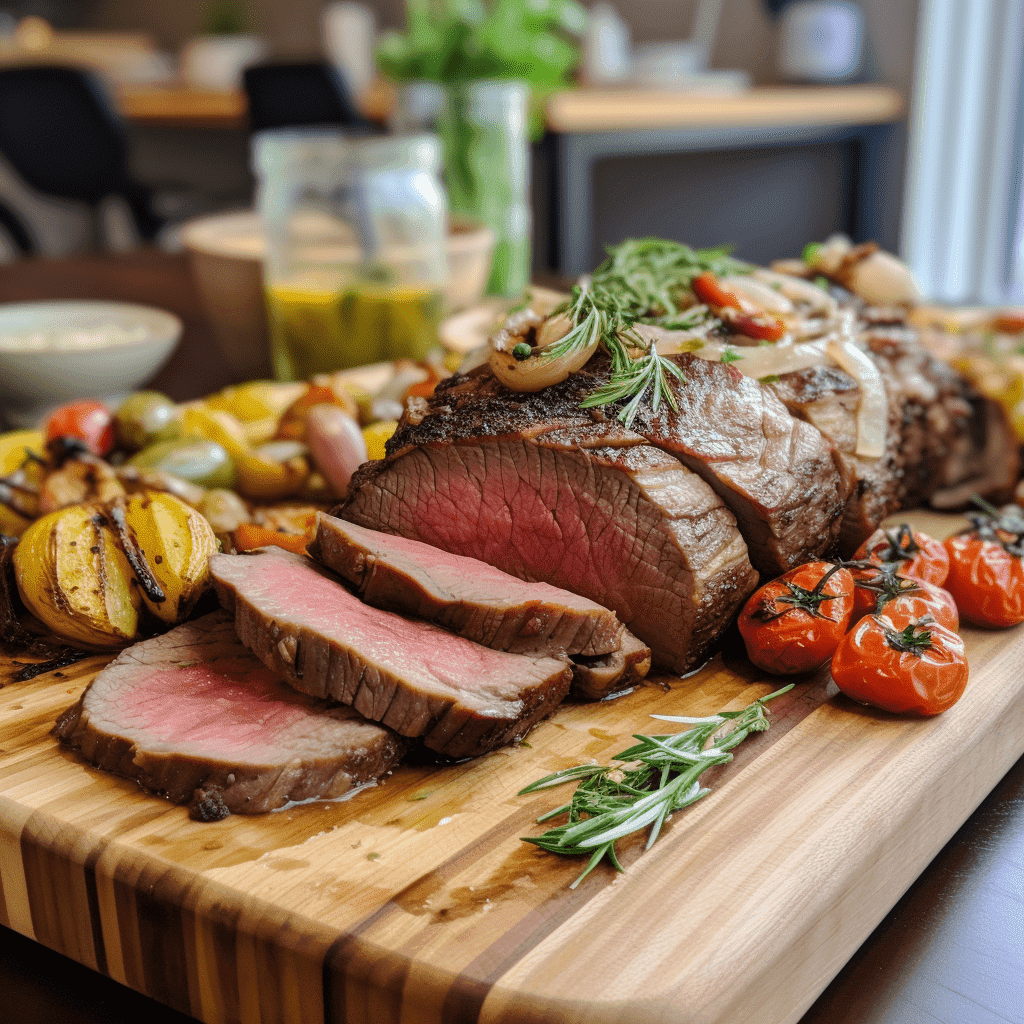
left=0, top=300, right=182, bottom=428
left=182, top=210, right=497, bottom=380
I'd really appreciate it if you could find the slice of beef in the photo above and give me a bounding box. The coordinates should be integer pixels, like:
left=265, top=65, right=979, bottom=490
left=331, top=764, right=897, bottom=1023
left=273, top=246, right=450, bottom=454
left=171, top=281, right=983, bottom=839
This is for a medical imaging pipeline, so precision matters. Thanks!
left=209, top=548, right=572, bottom=759
left=930, top=389, right=1020, bottom=508
left=570, top=630, right=652, bottom=700
left=767, top=365, right=903, bottom=553
left=630, top=353, right=850, bottom=577
left=53, top=611, right=405, bottom=815
left=307, top=513, right=624, bottom=657
left=341, top=425, right=758, bottom=675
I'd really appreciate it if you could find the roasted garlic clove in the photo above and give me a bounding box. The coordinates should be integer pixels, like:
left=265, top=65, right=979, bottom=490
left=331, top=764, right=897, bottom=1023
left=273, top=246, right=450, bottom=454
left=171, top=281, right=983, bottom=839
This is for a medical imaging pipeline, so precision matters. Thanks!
left=14, top=505, right=140, bottom=648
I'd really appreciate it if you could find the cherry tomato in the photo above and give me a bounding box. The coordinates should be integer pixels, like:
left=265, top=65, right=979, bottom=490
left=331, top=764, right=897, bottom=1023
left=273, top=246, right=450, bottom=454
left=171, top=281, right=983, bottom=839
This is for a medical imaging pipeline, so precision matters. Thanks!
left=43, top=400, right=114, bottom=457
left=849, top=564, right=959, bottom=631
left=854, top=524, right=950, bottom=586
left=831, top=615, right=968, bottom=716
left=691, top=271, right=742, bottom=310
left=721, top=308, right=786, bottom=342
left=992, top=311, right=1024, bottom=334
left=944, top=534, right=1024, bottom=627
left=738, top=561, right=854, bottom=674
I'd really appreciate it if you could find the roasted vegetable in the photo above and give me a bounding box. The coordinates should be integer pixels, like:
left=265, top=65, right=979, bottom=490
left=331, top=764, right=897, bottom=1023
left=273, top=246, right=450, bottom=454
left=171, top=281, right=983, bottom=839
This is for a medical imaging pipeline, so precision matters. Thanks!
left=114, top=391, right=180, bottom=451
left=128, top=438, right=236, bottom=489
left=14, top=504, right=141, bottom=648
left=44, top=400, right=115, bottom=457
left=114, top=492, right=217, bottom=624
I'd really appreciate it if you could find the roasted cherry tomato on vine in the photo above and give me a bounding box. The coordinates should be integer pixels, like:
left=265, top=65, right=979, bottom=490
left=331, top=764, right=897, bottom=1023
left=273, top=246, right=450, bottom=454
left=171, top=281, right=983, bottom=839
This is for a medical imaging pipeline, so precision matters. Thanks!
left=944, top=528, right=1024, bottom=628
left=848, top=564, right=959, bottom=631
left=853, top=523, right=949, bottom=586
left=43, top=400, right=114, bottom=457
left=738, top=561, right=854, bottom=674
left=721, top=307, right=786, bottom=342
left=691, top=271, right=741, bottom=310
left=831, top=614, right=968, bottom=716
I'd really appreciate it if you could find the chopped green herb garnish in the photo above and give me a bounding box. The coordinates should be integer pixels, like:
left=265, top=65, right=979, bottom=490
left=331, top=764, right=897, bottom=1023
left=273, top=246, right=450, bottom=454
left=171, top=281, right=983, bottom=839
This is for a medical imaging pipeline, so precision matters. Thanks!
left=720, top=346, right=740, bottom=365
left=553, top=238, right=751, bottom=427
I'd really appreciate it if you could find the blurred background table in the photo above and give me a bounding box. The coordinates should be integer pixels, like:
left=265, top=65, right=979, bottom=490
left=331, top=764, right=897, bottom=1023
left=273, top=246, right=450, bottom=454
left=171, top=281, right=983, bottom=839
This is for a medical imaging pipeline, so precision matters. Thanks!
left=102, top=81, right=904, bottom=277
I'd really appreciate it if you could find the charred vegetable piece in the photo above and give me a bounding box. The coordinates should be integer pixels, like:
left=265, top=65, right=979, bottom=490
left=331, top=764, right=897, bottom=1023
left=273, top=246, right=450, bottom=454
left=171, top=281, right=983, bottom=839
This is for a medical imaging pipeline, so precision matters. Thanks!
left=44, top=400, right=115, bottom=457
left=14, top=505, right=140, bottom=648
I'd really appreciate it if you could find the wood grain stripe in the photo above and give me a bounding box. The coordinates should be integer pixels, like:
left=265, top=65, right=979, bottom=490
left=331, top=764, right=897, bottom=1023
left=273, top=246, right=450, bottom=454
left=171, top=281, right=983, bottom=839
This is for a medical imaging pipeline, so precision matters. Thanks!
left=321, top=667, right=831, bottom=1024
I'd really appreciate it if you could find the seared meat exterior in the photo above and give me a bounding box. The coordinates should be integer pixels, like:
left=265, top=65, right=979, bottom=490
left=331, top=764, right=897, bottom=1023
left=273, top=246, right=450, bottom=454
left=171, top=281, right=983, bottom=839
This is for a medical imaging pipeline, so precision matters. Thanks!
left=570, top=629, right=653, bottom=700
left=54, top=611, right=405, bottom=816
left=633, top=353, right=850, bottom=576
left=340, top=384, right=758, bottom=675
left=767, top=365, right=901, bottom=552
left=209, top=548, right=573, bottom=759
left=770, top=309, right=1019, bottom=551
left=308, top=513, right=626, bottom=657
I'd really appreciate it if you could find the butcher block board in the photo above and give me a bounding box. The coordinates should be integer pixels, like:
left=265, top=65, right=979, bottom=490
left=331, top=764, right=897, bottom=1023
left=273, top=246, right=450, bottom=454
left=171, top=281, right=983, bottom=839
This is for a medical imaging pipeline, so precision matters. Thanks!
left=3, top=510, right=1024, bottom=1024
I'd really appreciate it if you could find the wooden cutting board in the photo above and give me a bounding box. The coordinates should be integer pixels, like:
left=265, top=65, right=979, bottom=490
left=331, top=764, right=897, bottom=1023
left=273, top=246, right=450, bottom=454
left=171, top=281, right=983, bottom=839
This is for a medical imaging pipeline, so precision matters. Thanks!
left=2, top=510, right=1024, bottom=1024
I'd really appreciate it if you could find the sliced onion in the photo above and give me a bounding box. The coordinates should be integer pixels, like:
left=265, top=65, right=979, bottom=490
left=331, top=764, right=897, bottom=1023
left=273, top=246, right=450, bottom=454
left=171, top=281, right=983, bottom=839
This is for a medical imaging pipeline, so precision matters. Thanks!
left=753, top=269, right=838, bottom=318
left=489, top=313, right=598, bottom=392
left=814, top=234, right=852, bottom=274
left=721, top=339, right=831, bottom=379
left=720, top=275, right=794, bottom=314
left=827, top=339, right=888, bottom=458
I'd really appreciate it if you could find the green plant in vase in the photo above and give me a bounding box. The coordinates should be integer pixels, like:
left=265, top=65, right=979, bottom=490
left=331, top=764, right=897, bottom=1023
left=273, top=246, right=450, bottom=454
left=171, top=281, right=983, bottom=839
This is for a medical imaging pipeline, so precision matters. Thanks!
left=377, top=0, right=586, bottom=296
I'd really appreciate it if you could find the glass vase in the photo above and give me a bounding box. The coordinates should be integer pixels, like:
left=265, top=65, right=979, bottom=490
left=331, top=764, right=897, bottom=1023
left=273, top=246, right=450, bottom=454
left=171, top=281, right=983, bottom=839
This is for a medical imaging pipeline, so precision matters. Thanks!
left=437, top=80, right=531, bottom=298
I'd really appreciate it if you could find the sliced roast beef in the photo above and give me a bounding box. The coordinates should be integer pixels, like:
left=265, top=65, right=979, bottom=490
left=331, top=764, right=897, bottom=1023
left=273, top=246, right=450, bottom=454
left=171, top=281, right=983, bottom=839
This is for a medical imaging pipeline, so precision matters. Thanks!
left=631, top=353, right=850, bottom=575
left=767, top=365, right=902, bottom=553
left=858, top=323, right=1017, bottom=509
left=341, top=415, right=758, bottom=674
left=53, top=612, right=405, bottom=816
left=209, top=547, right=572, bottom=759
left=307, top=513, right=625, bottom=657
left=570, top=629, right=652, bottom=700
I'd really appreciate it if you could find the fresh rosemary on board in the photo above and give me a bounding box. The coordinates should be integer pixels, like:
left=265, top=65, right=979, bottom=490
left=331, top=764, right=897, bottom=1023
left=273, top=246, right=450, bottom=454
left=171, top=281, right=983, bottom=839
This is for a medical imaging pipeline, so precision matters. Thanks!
left=519, top=684, right=793, bottom=887
left=549, top=238, right=751, bottom=427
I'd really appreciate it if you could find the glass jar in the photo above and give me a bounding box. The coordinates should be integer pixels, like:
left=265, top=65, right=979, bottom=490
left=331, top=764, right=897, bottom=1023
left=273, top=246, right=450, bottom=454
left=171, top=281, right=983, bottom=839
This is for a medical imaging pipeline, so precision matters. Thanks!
left=253, top=130, right=448, bottom=380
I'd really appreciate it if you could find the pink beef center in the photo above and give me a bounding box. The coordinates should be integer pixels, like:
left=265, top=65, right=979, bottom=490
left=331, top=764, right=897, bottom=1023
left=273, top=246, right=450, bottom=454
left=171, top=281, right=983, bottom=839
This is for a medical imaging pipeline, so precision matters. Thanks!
left=404, top=448, right=670, bottom=628
left=125, top=661, right=316, bottom=754
left=352, top=521, right=593, bottom=605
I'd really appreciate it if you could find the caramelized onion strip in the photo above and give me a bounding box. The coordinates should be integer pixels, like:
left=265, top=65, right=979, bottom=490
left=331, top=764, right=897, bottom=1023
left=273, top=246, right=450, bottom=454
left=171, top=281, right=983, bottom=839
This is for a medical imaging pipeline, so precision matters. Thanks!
left=827, top=339, right=888, bottom=458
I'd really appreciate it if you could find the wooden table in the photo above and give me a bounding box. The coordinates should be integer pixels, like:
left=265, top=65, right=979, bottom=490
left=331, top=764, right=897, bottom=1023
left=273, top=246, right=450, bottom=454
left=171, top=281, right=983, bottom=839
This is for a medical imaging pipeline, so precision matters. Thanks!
left=2, top=252, right=1021, bottom=1024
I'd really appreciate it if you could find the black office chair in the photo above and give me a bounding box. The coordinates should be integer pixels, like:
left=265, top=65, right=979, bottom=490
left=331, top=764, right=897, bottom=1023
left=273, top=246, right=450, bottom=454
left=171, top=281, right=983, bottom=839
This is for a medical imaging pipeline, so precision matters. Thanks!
left=0, top=65, right=163, bottom=250
left=242, top=61, right=375, bottom=134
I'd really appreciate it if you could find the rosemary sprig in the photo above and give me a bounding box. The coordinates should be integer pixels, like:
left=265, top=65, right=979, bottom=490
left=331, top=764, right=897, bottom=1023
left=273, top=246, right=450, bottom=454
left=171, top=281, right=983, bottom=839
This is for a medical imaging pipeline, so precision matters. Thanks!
left=551, top=238, right=750, bottom=425
left=519, top=684, right=793, bottom=887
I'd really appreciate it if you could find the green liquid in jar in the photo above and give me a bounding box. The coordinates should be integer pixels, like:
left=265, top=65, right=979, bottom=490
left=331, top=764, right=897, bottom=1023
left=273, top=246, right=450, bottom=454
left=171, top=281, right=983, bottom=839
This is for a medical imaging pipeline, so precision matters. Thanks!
left=266, top=284, right=442, bottom=380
